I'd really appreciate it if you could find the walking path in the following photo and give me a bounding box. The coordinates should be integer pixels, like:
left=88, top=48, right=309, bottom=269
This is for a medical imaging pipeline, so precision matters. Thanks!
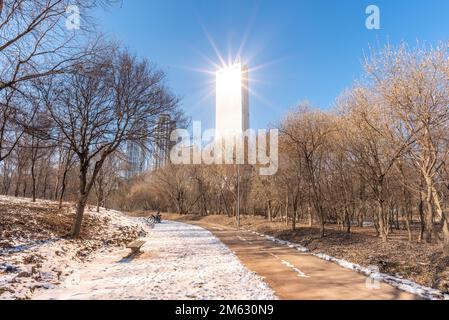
left=33, top=221, right=276, bottom=300
left=33, top=218, right=419, bottom=300
left=188, top=221, right=418, bottom=300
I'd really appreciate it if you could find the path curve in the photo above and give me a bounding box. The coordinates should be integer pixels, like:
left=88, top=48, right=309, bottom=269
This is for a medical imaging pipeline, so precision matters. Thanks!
left=33, top=221, right=276, bottom=300
left=186, top=221, right=419, bottom=300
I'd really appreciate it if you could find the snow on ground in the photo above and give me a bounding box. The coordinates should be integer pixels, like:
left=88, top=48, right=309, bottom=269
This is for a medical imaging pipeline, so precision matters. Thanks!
left=32, top=221, right=277, bottom=300
left=0, top=196, right=145, bottom=299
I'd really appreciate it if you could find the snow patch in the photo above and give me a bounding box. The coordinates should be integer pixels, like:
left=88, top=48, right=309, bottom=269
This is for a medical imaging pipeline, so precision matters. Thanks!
left=247, top=230, right=309, bottom=252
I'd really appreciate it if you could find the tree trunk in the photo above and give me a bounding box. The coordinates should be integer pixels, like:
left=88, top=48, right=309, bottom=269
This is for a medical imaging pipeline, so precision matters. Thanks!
left=71, top=193, right=88, bottom=238
left=345, top=208, right=351, bottom=234
left=58, top=166, right=70, bottom=209
left=41, top=170, right=49, bottom=199
left=307, top=205, right=312, bottom=227
left=319, top=217, right=325, bottom=237
left=431, top=187, right=449, bottom=256
left=54, top=172, right=61, bottom=201
left=292, top=209, right=296, bottom=231
left=267, top=200, right=272, bottom=222
left=405, top=208, right=412, bottom=242
left=402, top=186, right=412, bottom=242
left=358, top=210, right=364, bottom=228
left=377, top=202, right=388, bottom=242
left=315, top=204, right=325, bottom=237
left=395, top=206, right=400, bottom=230
left=71, top=166, right=88, bottom=238
left=31, top=160, right=36, bottom=202
left=442, top=220, right=449, bottom=256
left=424, top=184, right=434, bottom=243
left=373, top=211, right=380, bottom=237
left=22, top=181, right=27, bottom=197
left=71, top=158, right=105, bottom=237
left=54, top=150, right=64, bottom=200
left=96, top=184, right=103, bottom=213
left=418, top=190, right=425, bottom=242
left=14, top=170, right=22, bottom=197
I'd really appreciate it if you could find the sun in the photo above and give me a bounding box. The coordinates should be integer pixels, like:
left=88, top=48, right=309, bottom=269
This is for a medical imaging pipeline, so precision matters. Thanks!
left=174, top=17, right=288, bottom=116
left=216, top=63, right=243, bottom=94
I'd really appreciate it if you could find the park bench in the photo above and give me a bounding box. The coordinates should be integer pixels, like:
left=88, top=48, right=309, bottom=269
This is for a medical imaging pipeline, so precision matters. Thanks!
left=126, top=239, right=146, bottom=254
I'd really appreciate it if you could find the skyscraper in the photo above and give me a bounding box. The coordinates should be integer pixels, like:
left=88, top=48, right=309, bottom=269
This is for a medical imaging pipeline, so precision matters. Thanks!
left=215, top=63, right=249, bottom=229
left=125, top=141, right=146, bottom=179
left=215, top=63, right=249, bottom=137
left=153, top=114, right=176, bottom=169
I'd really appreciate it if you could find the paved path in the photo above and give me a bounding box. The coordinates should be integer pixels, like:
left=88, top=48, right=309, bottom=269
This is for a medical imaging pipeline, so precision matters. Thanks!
left=186, top=221, right=418, bottom=300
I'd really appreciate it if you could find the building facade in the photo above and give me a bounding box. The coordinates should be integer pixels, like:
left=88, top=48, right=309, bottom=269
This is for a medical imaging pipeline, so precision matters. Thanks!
left=153, top=114, right=176, bottom=169
left=215, top=63, right=249, bottom=137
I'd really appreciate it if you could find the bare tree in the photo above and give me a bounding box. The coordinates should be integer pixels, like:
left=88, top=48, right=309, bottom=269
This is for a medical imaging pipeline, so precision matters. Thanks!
left=0, top=1, right=112, bottom=164
left=40, top=49, right=179, bottom=237
left=280, top=105, right=334, bottom=237
left=0, top=0, right=112, bottom=91
left=339, top=87, right=413, bottom=242
left=153, top=164, right=198, bottom=215
left=366, top=43, right=449, bottom=252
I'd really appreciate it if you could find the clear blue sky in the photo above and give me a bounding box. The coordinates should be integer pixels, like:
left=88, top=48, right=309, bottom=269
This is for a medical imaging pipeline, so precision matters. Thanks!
left=93, top=0, right=449, bottom=130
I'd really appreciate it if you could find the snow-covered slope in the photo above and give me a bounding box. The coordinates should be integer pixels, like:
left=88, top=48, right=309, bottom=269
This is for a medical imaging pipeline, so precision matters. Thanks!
left=0, top=196, right=145, bottom=299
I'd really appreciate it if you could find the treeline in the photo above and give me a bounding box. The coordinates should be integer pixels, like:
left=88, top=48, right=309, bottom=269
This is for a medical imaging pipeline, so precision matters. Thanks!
left=119, top=43, right=449, bottom=254
left=0, top=1, right=183, bottom=237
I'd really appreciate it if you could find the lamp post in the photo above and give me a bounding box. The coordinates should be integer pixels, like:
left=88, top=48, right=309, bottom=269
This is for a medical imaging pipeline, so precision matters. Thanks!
left=237, top=163, right=240, bottom=229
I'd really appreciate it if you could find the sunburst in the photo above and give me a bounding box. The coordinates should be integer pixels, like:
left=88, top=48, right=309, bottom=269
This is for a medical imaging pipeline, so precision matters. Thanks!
left=173, top=16, right=289, bottom=119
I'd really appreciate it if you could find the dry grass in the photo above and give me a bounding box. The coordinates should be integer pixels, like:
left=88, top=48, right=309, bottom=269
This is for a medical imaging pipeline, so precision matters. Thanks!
left=154, top=212, right=449, bottom=293
left=0, top=201, right=100, bottom=249
left=0, top=197, right=141, bottom=257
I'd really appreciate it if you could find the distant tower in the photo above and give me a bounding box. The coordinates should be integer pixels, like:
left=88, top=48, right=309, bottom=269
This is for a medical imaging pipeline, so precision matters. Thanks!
left=215, top=63, right=249, bottom=137
left=153, top=114, right=175, bottom=169
left=125, top=141, right=146, bottom=179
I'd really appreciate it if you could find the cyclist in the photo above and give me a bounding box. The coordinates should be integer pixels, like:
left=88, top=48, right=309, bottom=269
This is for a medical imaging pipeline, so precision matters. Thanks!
left=155, top=210, right=162, bottom=223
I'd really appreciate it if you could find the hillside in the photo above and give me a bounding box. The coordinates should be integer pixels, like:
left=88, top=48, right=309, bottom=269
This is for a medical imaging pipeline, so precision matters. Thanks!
left=0, top=196, right=146, bottom=299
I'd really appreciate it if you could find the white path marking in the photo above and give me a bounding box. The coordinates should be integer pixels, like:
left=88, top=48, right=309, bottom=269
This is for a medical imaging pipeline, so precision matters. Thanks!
left=270, top=253, right=310, bottom=278
left=237, top=235, right=253, bottom=245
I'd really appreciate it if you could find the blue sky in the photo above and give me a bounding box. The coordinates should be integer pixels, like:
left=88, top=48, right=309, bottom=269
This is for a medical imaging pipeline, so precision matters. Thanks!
left=93, top=0, right=449, bottom=130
